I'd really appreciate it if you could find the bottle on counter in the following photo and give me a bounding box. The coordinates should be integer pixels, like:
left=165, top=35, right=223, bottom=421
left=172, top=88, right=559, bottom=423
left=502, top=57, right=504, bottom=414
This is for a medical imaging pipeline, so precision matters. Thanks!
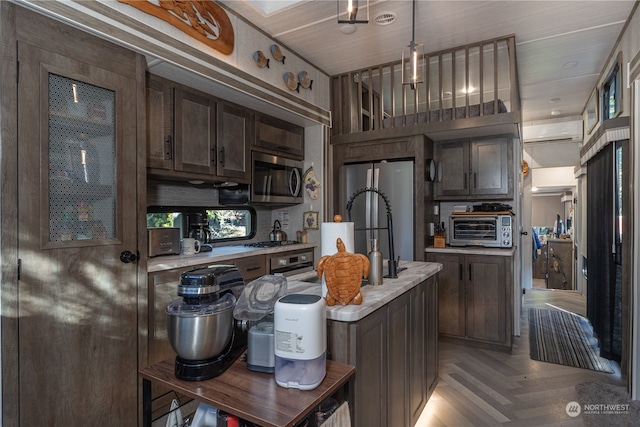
left=368, top=238, right=383, bottom=286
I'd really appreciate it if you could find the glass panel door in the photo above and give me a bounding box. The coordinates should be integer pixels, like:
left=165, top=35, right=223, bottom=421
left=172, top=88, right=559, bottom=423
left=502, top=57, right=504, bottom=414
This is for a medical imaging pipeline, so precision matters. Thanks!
left=47, top=74, right=116, bottom=243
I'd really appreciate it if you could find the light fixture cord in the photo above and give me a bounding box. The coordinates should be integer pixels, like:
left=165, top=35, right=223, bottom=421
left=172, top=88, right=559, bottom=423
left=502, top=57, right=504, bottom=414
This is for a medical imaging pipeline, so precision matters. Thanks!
left=411, top=0, right=416, bottom=43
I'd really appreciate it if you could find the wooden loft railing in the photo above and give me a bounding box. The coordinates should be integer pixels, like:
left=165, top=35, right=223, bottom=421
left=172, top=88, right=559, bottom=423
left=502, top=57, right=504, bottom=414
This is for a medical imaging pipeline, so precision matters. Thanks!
left=330, top=35, right=521, bottom=136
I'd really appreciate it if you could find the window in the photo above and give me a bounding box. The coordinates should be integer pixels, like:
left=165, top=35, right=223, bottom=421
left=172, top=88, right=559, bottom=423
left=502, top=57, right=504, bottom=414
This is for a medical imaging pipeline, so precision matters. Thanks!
left=602, top=54, right=622, bottom=120
left=146, top=206, right=256, bottom=242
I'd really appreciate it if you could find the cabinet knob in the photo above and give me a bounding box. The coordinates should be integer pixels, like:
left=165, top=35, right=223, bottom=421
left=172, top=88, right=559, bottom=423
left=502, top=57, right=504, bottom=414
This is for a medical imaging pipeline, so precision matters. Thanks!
left=120, top=250, right=139, bottom=263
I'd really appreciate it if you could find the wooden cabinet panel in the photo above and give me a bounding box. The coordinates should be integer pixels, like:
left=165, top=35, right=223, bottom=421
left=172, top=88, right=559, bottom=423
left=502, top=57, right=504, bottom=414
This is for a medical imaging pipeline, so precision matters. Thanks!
left=327, top=278, right=438, bottom=426
left=146, top=74, right=173, bottom=170
left=427, top=252, right=512, bottom=350
left=436, top=141, right=470, bottom=196
left=16, top=36, right=139, bottom=425
left=353, top=306, right=388, bottom=427
left=466, top=255, right=507, bottom=343
left=218, top=102, right=251, bottom=179
left=174, top=86, right=216, bottom=174
left=146, top=75, right=250, bottom=183
left=430, top=253, right=466, bottom=336
left=435, top=136, right=512, bottom=200
left=409, top=283, right=427, bottom=425
left=254, top=113, right=304, bottom=158
left=471, top=138, right=509, bottom=196
left=231, top=255, right=267, bottom=282
left=388, top=293, right=410, bottom=427
left=425, top=276, right=439, bottom=396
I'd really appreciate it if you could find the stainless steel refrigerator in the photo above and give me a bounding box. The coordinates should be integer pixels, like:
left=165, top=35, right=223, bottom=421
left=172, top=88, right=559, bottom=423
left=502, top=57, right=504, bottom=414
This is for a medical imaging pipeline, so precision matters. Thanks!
left=339, top=160, right=414, bottom=263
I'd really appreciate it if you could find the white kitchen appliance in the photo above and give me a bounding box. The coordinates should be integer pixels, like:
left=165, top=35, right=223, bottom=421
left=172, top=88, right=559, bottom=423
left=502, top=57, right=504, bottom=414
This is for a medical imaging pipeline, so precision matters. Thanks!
left=233, top=275, right=287, bottom=373
left=274, top=294, right=326, bottom=390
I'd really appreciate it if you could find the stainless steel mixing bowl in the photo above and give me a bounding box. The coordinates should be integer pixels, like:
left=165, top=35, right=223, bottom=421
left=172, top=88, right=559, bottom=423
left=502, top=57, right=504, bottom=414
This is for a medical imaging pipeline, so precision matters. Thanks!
left=166, top=297, right=235, bottom=361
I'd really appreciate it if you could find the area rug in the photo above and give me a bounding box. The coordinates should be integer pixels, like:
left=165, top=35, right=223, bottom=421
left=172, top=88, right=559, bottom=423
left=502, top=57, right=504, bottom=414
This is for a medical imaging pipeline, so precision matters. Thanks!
left=575, top=382, right=640, bottom=426
left=529, top=308, right=614, bottom=373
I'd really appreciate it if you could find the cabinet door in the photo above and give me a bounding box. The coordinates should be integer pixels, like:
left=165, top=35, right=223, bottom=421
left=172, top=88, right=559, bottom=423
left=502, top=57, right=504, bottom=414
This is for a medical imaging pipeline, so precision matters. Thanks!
left=17, top=42, right=138, bottom=424
left=146, top=74, right=173, bottom=170
left=425, top=276, right=439, bottom=397
left=470, top=137, right=509, bottom=196
left=174, top=86, right=216, bottom=174
left=217, top=102, right=250, bottom=180
left=387, top=292, right=410, bottom=427
left=254, top=113, right=304, bottom=158
left=353, top=307, right=388, bottom=427
left=232, top=255, right=267, bottom=282
left=428, top=253, right=466, bottom=336
left=435, top=141, right=470, bottom=197
left=409, top=282, right=427, bottom=425
left=465, top=255, right=507, bottom=343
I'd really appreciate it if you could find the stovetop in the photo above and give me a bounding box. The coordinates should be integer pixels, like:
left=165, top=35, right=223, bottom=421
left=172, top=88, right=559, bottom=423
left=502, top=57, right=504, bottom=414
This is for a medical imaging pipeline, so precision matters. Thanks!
left=244, top=240, right=301, bottom=248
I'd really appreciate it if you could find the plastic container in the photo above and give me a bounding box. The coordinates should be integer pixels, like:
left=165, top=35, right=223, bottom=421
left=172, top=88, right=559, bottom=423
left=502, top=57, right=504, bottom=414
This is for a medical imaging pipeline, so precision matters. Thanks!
left=274, top=294, right=326, bottom=390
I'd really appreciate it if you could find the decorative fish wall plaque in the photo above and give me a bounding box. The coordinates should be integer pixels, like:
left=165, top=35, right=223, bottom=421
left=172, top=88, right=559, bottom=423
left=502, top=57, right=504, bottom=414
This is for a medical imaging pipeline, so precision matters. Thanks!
left=271, top=44, right=286, bottom=64
left=118, top=0, right=234, bottom=55
left=253, top=51, right=269, bottom=68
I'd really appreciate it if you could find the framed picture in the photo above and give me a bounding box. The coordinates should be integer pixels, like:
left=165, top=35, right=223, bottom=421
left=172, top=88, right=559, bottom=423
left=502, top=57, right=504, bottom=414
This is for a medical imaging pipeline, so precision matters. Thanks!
left=303, top=211, right=319, bottom=230
left=586, top=88, right=599, bottom=134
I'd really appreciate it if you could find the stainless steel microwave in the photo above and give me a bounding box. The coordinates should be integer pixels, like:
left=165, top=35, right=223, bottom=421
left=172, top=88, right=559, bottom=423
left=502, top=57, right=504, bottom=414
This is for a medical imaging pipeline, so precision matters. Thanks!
left=449, top=213, right=513, bottom=248
left=251, top=152, right=303, bottom=205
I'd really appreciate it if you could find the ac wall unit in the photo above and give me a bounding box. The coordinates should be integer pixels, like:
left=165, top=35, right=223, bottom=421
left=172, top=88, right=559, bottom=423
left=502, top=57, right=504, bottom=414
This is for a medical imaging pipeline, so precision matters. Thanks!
left=523, top=119, right=583, bottom=143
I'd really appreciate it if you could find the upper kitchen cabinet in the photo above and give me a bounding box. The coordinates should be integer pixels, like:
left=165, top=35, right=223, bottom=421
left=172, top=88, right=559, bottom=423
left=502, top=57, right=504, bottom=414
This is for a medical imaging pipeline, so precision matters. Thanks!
left=217, top=102, right=251, bottom=180
left=435, top=136, right=512, bottom=200
left=146, top=74, right=250, bottom=183
left=253, top=113, right=304, bottom=159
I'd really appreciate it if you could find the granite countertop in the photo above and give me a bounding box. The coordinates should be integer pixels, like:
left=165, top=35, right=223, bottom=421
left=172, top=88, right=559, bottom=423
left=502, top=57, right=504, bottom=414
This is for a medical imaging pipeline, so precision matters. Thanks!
left=147, top=242, right=318, bottom=273
left=424, top=245, right=516, bottom=256
left=284, top=261, right=442, bottom=322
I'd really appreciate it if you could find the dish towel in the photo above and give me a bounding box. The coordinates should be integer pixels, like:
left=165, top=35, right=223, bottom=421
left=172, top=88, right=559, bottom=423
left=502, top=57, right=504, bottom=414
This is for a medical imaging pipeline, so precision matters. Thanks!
left=165, top=399, right=184, bottom=427
left=320, top=402, right=351, bottom=427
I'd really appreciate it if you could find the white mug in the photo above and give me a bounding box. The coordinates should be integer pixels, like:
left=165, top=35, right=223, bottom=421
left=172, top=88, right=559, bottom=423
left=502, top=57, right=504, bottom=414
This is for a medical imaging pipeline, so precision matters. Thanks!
left=182, top=238, right=201, bottom=255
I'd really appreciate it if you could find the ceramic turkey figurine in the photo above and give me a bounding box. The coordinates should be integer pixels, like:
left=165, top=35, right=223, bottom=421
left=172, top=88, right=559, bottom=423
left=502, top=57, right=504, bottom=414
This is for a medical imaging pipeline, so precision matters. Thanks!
left=317, top=237, right=370, bottom=306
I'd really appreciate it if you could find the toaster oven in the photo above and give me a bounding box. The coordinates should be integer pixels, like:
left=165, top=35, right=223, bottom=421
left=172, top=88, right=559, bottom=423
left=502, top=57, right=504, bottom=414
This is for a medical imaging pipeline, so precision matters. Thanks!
left=148, top=228, right=181, bottom=257
left=449, top=213, right=513, bottom=248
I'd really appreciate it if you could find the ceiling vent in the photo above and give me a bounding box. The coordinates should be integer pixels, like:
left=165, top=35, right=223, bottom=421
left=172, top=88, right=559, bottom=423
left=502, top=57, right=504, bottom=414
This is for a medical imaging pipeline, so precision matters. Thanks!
left=375, top=12, right=396, bottom=25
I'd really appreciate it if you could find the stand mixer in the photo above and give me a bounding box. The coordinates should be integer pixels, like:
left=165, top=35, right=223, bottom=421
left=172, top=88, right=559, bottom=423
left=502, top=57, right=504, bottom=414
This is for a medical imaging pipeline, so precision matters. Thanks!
left=166, top=265, right=247, bottom=381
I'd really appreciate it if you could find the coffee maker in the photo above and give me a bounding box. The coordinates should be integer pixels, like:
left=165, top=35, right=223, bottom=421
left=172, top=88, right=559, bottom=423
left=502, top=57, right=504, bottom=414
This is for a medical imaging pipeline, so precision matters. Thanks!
left=166, top=265, right=247, bottom=381
left=187, top=212, right=211, bottom=243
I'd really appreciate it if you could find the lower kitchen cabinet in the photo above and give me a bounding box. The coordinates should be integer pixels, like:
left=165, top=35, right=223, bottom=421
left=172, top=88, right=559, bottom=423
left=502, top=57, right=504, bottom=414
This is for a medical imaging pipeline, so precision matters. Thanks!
left=327, top=277, right=438, bottom=426
left=427, top=252, right=512, bottom=351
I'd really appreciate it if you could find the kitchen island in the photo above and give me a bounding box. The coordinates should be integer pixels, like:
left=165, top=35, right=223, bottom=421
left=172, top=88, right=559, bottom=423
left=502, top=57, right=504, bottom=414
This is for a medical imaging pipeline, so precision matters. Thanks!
left=288, top=261, right=442, bottom=427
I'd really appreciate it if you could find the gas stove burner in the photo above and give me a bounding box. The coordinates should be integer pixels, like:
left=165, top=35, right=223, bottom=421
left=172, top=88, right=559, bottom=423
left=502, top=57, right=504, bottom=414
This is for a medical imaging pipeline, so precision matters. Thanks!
left=244, top=240, right=300, bottom=248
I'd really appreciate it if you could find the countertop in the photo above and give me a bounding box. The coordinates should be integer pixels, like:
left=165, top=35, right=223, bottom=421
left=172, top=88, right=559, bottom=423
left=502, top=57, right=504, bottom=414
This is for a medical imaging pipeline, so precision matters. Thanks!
left=283, top=261, right=442, bottom=322
left=424, top=245, right=516, bottom=256
left=147, top=242, right=318, bottom=273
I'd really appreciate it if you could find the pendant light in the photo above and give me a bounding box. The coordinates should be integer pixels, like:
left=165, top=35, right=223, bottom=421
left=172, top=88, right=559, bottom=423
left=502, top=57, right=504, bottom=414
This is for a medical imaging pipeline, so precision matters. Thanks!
left=401, top=0, right=424, bottom=90
left=337, top=0, right=369, bottom=24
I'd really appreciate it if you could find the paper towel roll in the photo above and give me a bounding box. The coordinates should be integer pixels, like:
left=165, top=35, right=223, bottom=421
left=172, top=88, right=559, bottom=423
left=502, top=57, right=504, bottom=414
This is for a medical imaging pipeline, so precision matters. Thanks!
left=320, top=222, right=354, bottom=297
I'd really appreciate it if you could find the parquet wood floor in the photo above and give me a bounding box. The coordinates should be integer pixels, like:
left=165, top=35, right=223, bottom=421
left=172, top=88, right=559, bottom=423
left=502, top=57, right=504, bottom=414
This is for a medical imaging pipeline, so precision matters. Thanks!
left=415, top=289, right=626, bottom=426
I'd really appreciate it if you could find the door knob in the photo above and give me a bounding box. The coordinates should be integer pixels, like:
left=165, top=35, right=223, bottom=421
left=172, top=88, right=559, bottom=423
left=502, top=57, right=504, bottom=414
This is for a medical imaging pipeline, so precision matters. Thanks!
left=120, top=250, right=139, bottom=263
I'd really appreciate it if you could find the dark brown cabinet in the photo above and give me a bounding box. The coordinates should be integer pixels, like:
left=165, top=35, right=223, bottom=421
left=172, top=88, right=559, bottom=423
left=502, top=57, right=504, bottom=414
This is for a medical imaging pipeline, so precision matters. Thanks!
left=327, top=277, right=438, bottom=426
left=435, top=137, right=512, bottom=200
left=427, top=252, right=513, bottom=351
left=536, top=239, right=574, bottom=290
left=254, top=113, right=304, bottom=158
left=10, top=6, right=141, bottom=424
left=146, top=74, right=250, bottom=183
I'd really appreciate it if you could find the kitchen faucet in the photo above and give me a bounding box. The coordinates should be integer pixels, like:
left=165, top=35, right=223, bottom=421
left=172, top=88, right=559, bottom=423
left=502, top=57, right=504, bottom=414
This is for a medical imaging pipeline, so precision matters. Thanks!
left=346, top=187, right=399, bottom=279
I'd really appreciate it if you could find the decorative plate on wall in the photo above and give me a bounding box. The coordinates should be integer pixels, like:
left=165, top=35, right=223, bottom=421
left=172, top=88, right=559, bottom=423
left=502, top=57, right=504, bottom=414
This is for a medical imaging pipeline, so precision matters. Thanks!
left=270, top=44, right=285, bottom=64
left=283, top=72, right=299, bottom=92
left=253, top=51, right=269, bottom=68
left=298, top=71, right=313, bottom=90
